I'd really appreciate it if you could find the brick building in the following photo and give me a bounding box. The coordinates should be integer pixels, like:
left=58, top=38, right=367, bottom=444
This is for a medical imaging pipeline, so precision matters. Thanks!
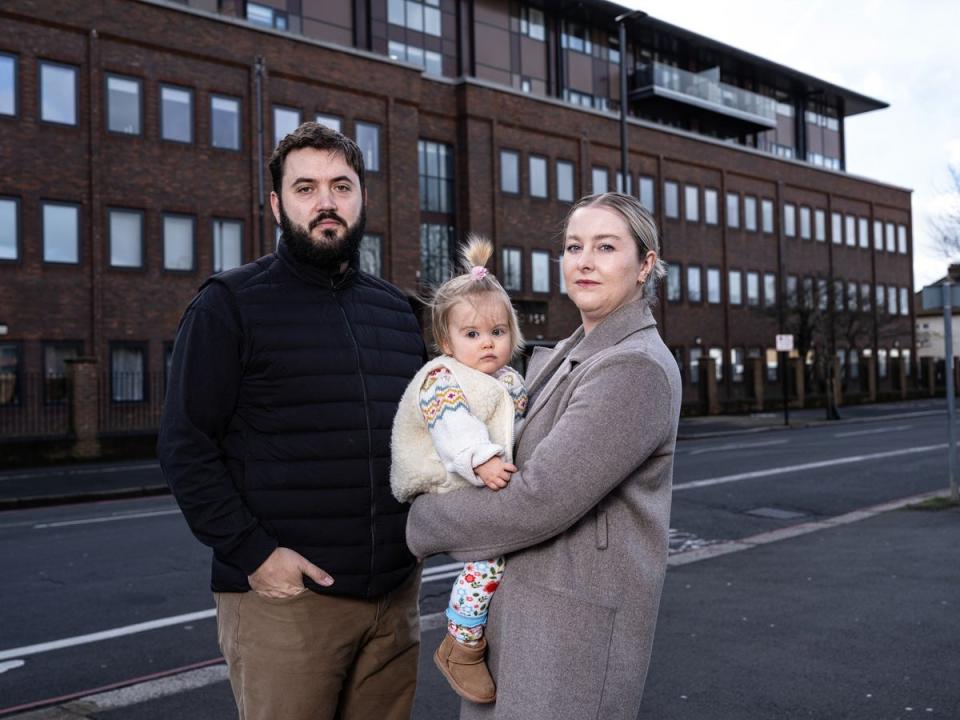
left=0, top=0, right=916, bottom=448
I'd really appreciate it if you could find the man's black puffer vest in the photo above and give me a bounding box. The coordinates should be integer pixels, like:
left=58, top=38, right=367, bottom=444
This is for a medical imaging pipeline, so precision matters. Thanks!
left=209, top=241, right=425, bottom=598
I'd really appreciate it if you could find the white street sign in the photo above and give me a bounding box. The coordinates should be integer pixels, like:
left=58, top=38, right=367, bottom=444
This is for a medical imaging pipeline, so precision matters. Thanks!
left=775, top=334, right=794, bottom=352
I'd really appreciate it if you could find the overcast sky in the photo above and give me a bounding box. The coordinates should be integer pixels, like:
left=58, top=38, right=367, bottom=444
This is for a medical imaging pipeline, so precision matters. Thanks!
left=618, top=0, right=959, bottom=290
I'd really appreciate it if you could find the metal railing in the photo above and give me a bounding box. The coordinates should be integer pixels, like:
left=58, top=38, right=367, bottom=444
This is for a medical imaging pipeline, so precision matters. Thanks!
left=633, top=61, right=777, bottom=124
left=98, top=372, right=166, bottom=435
left=0, top=374, right=72, bottom=440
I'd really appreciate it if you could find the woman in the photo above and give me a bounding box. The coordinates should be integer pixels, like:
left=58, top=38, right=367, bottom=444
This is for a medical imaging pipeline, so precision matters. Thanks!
left=406, top=192, right=682, bottom=720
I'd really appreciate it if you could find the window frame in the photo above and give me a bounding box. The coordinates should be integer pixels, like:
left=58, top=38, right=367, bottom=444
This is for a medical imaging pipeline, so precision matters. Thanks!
left=726, top=192, right=740, bottom=229
left=704, top=188, right=719, bottom=225
left=355, top=120, right=381, bottom=173
left=42, top=340, right=83, bottom=405
left=0, top=52, right=18, bottom=118
left=531, top=249, right=551, bottom=294
left=684, top=184, right=700, bottom=223
left=761, top=198, right=774, bottom=234
left=108, top=207, right=146, bottom=270
left=211, top=217, right=244, bottom=273
left=162, top=212, right=197, bottom=273
left=744, top=195, right=757, bottom=232
left=39, top=59, right=79, bottom=127
left=359, top=233, right=383, bottom=277
left=0, top=195, right=20, bottom=263
left=556, top=159, right=575, bottom=203
left=664, top=181, right=679, bottom=219
left=763, top=272, right=777, bottom=308
left=105, top=73, right=143, bottom=136
left=529, top=154, right=548, bottom=199
left=500, top=149, right=521, bottom=195
left=210, top=93, right=242, bottom=151
left=783, top=203, right=796, bottom=237
left=666, top=262, right=682, bottom=304
left=0, top=341, right=23, bottom=407
left=687, top=264, right=702, bottom=304
left=109, top=341, right=149, bottom=404
left=41, top=200, right=81, bottom=265
left=501, top=246, right=523, bottom=292
left=160, top=83, right=194, bottom=144
left=706, top=266, right=722, bottom=305
left=728, top=269, right=743, bottom=306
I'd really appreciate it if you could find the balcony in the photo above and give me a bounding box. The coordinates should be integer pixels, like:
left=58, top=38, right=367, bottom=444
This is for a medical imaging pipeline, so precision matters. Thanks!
left=629, top=62, right=777, bottom=137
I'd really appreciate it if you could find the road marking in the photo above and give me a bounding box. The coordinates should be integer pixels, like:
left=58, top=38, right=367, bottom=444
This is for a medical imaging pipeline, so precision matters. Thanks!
left=32, top=509, right=182, bottom=529
left=422, top=561, right=465, bottom=585
left=0, top=610, right=216, bottom=662
left=67, top=664, right=229, bottom=711
left=0, top=462, right=159, bottom=483
left=688, top=439, right=789, bottom=455
left=833, top=424, right=913, bottom=438
left=0, top=659, right=25, bottom=674
left=673, top=443, right=947, bottom=491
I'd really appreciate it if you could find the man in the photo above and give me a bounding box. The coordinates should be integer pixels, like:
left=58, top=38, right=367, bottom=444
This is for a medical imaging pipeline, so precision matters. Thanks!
left=158, top=122, right=426, bottom=720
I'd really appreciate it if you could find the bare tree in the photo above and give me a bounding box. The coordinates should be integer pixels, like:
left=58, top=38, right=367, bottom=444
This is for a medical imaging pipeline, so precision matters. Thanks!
left=932, top=164, right=960, bottom=259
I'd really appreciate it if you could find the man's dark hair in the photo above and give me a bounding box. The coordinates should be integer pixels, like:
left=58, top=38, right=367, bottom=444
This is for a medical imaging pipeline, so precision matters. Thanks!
left=269, top=121, right=366, bottom=195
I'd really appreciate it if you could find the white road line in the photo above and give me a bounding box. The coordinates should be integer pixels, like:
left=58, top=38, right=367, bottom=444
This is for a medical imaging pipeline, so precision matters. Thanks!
left=0, top=659, right=25, bottom=674
left=69, top=664, right=229, bottom=711
left=422, top=561, right=463, bottom=577
left=833, top=424, right=913, bottom=438
left=673, top=443, right=947, bottom=491
left=0, top=462, right=159, bottom=483
left=688, top=439, right=789, bottom=455
left=32, top=509, right=183, bottom=529
left=0, top=610, right=216, bottom=662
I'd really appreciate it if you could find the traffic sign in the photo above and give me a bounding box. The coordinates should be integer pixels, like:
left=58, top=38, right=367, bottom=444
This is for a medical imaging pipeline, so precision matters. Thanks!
left=775, top=334, right=794, bottom=352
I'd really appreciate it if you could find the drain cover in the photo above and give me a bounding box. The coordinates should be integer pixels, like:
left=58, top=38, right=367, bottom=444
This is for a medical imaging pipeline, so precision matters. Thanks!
left=745, top=507, right=808, bottom=520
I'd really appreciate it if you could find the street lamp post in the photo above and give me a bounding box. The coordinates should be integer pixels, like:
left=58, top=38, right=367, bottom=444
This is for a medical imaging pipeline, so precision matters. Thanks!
left=614, top=10, right=646, bottom=192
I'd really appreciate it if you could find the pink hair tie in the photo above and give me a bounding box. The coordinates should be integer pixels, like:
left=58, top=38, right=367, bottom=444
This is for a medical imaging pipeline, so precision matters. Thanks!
left=470, top=266, right=489, bottom=281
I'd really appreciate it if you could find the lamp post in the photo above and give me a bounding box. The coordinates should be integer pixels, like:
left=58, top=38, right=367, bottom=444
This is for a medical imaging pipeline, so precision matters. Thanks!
left=614, top=9, right=646, bottom=192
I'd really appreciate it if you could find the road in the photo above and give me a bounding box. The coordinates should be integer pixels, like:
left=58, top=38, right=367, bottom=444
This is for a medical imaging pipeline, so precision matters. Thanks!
left=0, top=412, right=957, bottom=718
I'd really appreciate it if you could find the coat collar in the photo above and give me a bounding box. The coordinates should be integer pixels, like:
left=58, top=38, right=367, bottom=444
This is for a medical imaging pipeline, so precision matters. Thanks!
left=276, top=238, right=357, bottom=288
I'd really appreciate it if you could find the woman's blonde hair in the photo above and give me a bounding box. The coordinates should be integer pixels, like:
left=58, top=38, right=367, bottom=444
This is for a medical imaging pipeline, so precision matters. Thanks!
left=561, top=192, right=668, bottom=302
left=429, top=234, right=524, bottom=358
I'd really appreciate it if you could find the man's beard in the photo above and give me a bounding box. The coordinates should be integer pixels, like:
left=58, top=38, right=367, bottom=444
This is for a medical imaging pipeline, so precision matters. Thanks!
left=280, top=202, right=366, bottom=271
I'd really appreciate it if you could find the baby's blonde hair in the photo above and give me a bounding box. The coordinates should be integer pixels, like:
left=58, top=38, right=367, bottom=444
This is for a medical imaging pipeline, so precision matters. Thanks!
left=429, top=234, right=525, bottom=358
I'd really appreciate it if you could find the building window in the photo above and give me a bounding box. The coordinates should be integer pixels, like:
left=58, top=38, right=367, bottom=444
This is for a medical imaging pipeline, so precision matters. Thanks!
left=802, top=277, right=814, bottom=309
left=833, top=280, right=845, bottom=311
left=848, top=350, right=860, bottom=380
left=419, top=140, right=454, bottom=213
left=213, top=219, right=243, bottom=272
left=388, top=0, right=442, bottom=37
left=592, top=167, right=609, bottom=194
left=704, top=189, right=718, bottom=225
left=561, top=21, right=593, bottom=54
left=885, top=222, right=896, bottom=252
left=161, top=85, right=193, bottom=143
left=878, top=348, right=888, bottom=379
left=728, top=270, right=742, bottom=305
left=163, top=214, right=195, bottom=271
left=500, top=150, right=519, bottom=194
left=815, top=209, right=826, bottom=242
left=817, top=279, right=828, bottom=310
left=247, top=1, right=288, bottom=29
left=615, top=171, right=632, bottom=194
left=109, top=209, right=144, bottom=268
left=687, top=265, right=702, bottom=303
left=832, top=212, right=843, bottom=245
left=730, top=347, right=745, bottom=383
left=360, top=234, right=382, bottom=277
left=689, top=347, right=702, bottom=385
left=744, top=195, right=757, bottom=232
left=887, top=285, right=898, bottom=315
left=0, top=343, right=20, bottom=406
left=529, top=155, right=548, bottom=198
left=709, top=347, right=724, bottom=382
left=315, top=114, right=341, bottom=132
left=43, top=342, right=81, bottom=405
left=786, top=275, right=798, bottom=308
left=388, top=41, right=443, bottom=75
left=556, top=160, right=575, bottom=202
left=746, top=271, right=759, bottom=306
left=799, top=206, right=811, bottom=240
left=861, top=282, right=872, bottom=312
left=273, top=105, right=301, bottom=147
left=761, top=199, right=774, bottom=234
left=765, top=348, right=779, bottom=382
left=520, top=6, right=546, bottom=40
left=502, top=247, right=522, bottom=291
left=420, top=223, right=453, bottom=286
left=897, top=225, right=908, bottom=254
left=900, top=287, right=909, bottom=316
left=531, top=250, right=550, bottom=293
left=871, top=219, right=882, bottom=250
left=707, top=268, right=721, bottom=304
left=667, top=263, right=682, bottom=303
left=106, top=75, right=141, bottom=135
left=876, top=285, right=885, bottom=314
left=639, top=176, right=655, bottom=213
left=664, top=182, right=679, bottom=219
left=845, top=215, right=856, bottom=247
left=111, top=344, right=146, bottom=402
left=684, top=185, right=699, bottom=223
left=783, top=203, right=796, bottom=237
left=858, top=217, right=869, bottom=248
left=211, top=95, right=240, bottom=150
left=847, top=281, right=858, bottom=311
left=726, top=192, right=739, bottom=229
left=764, top=272, right=777, bottom=308
left=354, top=122, right=380, bottom=172
left=1, top=53, right=17, bottom=116
left=40, top=61, right=77, bottom=125
left=42, top=202, right=79, bottom=264
left=0, top=197, right=17, bottom=261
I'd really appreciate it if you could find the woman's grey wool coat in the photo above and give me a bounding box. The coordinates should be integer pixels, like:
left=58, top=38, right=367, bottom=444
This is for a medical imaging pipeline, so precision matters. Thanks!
left=407, top=298, right=682, bottom=720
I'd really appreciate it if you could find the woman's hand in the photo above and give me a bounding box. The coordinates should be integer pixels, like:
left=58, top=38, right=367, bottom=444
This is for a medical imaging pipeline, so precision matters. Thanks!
left=474, top=456, right=518, bottom=491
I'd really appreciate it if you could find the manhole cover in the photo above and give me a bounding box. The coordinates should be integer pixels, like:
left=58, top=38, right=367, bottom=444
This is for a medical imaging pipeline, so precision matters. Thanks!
left=745, top=507, right=808, bottom=520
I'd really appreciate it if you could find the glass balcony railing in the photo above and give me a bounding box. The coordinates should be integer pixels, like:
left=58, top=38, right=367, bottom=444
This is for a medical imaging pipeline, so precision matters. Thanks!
left=631, top=61, right=777, bottom=128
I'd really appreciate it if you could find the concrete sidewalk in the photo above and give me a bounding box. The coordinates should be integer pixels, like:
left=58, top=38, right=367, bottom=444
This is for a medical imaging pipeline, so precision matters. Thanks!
left=0, top=397, right=951, bottom=509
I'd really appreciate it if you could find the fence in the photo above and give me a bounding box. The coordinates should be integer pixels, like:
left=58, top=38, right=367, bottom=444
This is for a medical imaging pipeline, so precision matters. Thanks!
left=98, top=371, right=166, bottom=435
left=0, top=373, right=72, bottom=440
